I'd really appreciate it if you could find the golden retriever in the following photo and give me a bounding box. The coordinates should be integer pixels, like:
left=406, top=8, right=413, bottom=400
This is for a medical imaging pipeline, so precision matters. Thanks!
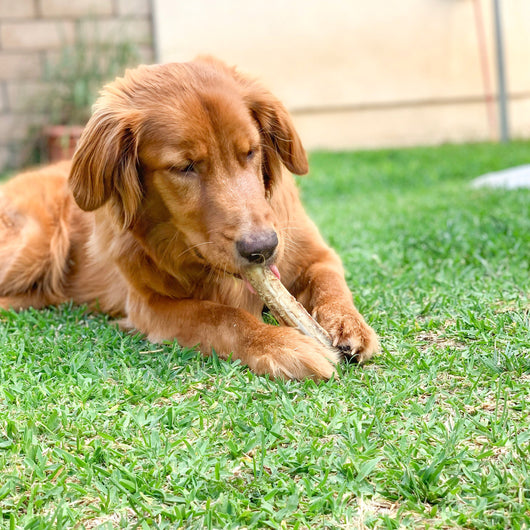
left=0, top=57, right=379, bottom=380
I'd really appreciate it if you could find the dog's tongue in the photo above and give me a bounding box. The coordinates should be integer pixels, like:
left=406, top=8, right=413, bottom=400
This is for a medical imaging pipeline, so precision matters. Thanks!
left=269, top=264, right=281, bottom=280
left=245, top=280, right=257, bottom=295
left=244, top=265, right=280, bottom=294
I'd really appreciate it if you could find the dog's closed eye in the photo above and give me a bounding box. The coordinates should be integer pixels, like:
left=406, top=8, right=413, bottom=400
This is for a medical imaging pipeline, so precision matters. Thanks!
left=169, top=161, right=198, bottom=176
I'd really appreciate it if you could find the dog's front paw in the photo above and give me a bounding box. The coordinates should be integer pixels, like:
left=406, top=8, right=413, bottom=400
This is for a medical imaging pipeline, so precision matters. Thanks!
left=251, top=326, right=340, bottom=381
left=312, top=303, right=379, bottom=363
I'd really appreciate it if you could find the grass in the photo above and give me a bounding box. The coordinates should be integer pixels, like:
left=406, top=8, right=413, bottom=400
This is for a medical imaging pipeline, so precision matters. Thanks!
left=1, top=141, right=529, bottom=529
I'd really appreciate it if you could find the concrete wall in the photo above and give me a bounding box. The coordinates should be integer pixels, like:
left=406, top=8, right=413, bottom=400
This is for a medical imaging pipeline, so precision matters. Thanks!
left=153, top=0, right=530, bottom=150
left=0, top=0, right=154, bottom=171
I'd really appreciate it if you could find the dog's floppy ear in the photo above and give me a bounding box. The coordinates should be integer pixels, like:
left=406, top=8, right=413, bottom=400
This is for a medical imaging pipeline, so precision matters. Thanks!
left=244, top=84, right=309, bottom=182
left=69, top=103, right=142, bottom=228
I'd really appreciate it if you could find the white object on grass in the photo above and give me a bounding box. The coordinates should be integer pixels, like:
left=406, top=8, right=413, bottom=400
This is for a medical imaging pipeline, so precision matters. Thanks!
left=471, top=164, right=530, bottom=190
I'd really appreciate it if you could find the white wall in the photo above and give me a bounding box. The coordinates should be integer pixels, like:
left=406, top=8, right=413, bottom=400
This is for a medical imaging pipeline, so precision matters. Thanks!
left=153, top=0, right=530, bottom=149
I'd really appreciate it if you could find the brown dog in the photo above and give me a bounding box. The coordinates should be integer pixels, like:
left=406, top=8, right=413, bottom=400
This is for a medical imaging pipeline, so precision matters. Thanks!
left=0, top=58, right=379, bottom=380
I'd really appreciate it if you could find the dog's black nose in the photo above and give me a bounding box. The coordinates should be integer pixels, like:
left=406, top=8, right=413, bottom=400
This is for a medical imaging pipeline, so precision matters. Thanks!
left=236, top=231, right=278, bottom=263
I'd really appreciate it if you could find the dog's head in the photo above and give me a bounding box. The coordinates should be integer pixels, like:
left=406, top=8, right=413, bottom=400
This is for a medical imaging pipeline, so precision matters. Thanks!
left=69, top=58, right=308, bottom=275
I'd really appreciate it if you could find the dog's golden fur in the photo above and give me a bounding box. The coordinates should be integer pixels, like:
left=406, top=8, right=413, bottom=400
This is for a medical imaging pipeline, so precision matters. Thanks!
left=0, top=58, right=378, bottom=380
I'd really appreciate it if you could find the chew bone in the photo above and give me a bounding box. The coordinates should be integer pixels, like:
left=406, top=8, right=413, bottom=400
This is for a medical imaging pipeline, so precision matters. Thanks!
left=244, top=265, right=338, bottom=353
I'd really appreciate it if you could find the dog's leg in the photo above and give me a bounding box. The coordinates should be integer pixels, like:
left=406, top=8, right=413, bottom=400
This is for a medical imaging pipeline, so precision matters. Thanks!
left=127, top=294, right=340, bottom=380
left=292, top=250, right=380, bottom=363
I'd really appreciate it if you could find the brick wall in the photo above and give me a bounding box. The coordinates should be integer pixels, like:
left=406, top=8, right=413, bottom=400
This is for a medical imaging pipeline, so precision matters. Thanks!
left=0, top=0, right=154, bottom=172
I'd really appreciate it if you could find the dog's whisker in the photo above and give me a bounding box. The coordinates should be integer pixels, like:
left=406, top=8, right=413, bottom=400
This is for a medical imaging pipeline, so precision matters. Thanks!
left=282, top=241, right=297, bottom=253
left=278, top=225, right=306, bottom=232
left=173, top=241, right=214, bottom=262
left=159, top=231, right=183, bottom=264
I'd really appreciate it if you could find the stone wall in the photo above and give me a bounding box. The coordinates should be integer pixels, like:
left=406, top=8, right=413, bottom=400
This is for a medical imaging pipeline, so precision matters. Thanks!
left=0, top=0, right=154, bottom=172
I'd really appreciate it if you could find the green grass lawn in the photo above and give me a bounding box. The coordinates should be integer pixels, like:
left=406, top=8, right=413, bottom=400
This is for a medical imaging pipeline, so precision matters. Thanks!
left=1, top=142, right=529, bottom=529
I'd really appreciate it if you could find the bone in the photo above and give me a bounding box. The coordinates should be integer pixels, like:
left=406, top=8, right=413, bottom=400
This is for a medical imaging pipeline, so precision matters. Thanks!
left=244, top=265, right=339, bottom=354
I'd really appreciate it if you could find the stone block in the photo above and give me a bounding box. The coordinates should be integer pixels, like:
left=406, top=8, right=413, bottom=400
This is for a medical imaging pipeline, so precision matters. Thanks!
left=38, top=0, right=114, bottom=18
left=1, top=20, right=75, bottom=50
left=0, top=145, right=10, bottom=172
left=0, top=114, right=22, bottom=143
left=9, top=137, right=42, bottom=168
left=0, top=113, right=45, bottom=144
left=5, top=81, right=49, bottom=113
left=0, top=83, right=6, bottom=112
left=117, top=0, right=151, bottom=17
left=0, top=0, right=36, bottom=18
left=77, top=17, right=152, bottom=46
left=0, top=52, right=42, bottom=80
